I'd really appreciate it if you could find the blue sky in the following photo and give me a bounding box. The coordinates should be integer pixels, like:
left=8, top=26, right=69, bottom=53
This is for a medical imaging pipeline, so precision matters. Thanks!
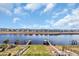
left=0, top=3, right=79, bottom=29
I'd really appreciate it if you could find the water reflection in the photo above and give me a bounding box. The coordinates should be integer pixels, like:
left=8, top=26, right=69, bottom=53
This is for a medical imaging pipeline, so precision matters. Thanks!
left=0, top=34, right=79, bottom=45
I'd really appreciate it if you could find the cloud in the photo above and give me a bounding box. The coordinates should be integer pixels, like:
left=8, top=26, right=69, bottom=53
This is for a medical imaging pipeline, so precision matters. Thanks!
left=43, top=7, right=79, bottom=29
left=40, top=3, right=56, bottom=15
left=0, top=3, right=13, bottom=16
left=20, top=24, right=51, bottom=29
left=14, top=7, right=28, bottom=16
left=55, top=9, right=68, bottom=16
left=43, top=3, right=55, bottom=13
left=0, top=7, right=12, bottom=16
left=53, top=15, right=72, bottom=27
left=24, top=3, right=42, bottom=12
left=44, top=9, right=69, bottom=28
left=51, top=8, right=68, bottom=19
left=53, top=8, right=79, bottom=29
left=0, top=3, right=13, bottom=10
left=45, top=19, right=55, bottom=26
left=66, top=3, right=77, bottom=11
left=67, top=3, right=76, bottom=7
left=72, top=8, right=79, bottom=16
left=20, top=24, right=27, bottom=28
left=20, top=7, right=79, bottom=29
left=13, top=17, right=21, bottom=23
left=19, top=7, right=79, bottom=29
left=14, top=7, right=23, bottom=14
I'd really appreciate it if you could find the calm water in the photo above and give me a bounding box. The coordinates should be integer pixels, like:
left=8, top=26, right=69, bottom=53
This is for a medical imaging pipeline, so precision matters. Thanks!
left=0, top=34, right=79, bottom=45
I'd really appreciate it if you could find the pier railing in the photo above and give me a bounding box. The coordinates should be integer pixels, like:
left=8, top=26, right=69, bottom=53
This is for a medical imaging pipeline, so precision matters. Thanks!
left=14, top=40, right=31, bottom=56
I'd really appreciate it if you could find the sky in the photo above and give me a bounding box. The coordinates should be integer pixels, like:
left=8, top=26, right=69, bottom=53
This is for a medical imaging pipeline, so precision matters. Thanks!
left=0, top=3, right=79, bottom=29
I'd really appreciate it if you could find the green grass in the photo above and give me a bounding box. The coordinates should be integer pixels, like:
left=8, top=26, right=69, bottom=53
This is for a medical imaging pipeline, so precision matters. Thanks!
left=0, top=44, right=7, bottom=48
left=63, top=45, right=79, bottom=55
left=0, top=45, right=25, bottom=56
left=22, top=45, right=52, bottom=56
left=1, top=44, right=79, bottom=56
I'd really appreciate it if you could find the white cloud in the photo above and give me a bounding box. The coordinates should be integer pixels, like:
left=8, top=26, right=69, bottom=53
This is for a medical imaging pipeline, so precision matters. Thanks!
left=55, top=9, right=68, bottom=16
left=54, top=15, right=71, bottom=26
left=14, top=7, right=22, bottom=14
left=20, top=24, right=51, bottom=29
left=14, top=7, right=28, bottom=16
left=53, top=8, right=79, bottom=29
left=44, top=9, right=68, bottom=28
left=0, top=3, right=13, bottom=10
left=72, top=8, right=79, bottom=16
left=67, top=3, right=76, bottom=7
left=43, top=3, right=55, bottom=13
left=45, top=19, right=55, bottom=26
left=0, top=3, right=13, bottom=16
left=43, top=7, right=79, bottom=29
left=20, top=7, right=79, bottom=29
left=0, top=7, right=12, bottom=16
left=24, top=3, right=42, bottom=12
left=13, top=17, right=21, bottom=23
left=40, top=3, right=56, bottom=15
left=51, top=8, right=68, bottom=19
left=66, top=3, right=76, bottom=11
left=20, top=24, right=28, bottom=28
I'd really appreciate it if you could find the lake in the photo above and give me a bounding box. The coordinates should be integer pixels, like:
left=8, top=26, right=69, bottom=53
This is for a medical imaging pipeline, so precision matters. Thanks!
left=0, top=34, right=79, bottom=45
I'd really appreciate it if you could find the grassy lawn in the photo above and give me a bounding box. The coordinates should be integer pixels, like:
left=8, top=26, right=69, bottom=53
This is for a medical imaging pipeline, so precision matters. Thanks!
left=55, top=45, right=63, bottom=50
left=22, top=45, right=53, bottom=56
left=54, top=45, right=79, bottom=55
left=63, top=45, right=79, bottom=55
left=0, top=45, right=26, bottom=56
left=1, top=44, right=79, bottom=56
